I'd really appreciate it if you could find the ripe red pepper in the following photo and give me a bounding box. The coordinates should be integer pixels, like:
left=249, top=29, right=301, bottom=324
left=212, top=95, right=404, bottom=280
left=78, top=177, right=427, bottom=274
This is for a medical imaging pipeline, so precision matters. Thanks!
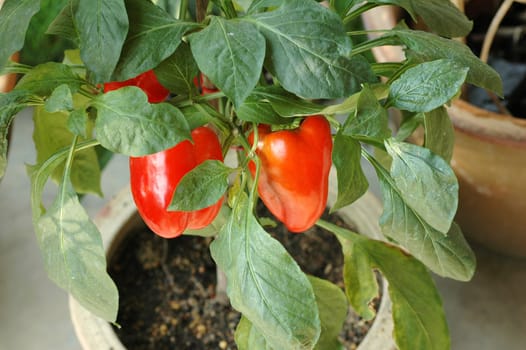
left=248, top=116, right=333, bottom=232
left=104, top=69, right=169, bottom=103
left=129, top=126, right=224, bottom=238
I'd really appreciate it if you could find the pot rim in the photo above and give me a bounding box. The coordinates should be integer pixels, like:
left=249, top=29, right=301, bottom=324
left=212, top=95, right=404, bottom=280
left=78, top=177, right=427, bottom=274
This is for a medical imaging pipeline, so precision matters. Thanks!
left=69, top=169, right=396, bottom=350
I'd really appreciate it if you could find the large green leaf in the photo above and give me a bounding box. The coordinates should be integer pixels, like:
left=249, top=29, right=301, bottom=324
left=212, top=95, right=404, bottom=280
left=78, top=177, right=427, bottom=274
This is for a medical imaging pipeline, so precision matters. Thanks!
left=33, top=103, right=102, bottom=196
left=14, top=62, right=85, bottom=97
left=46, top=0, right=79, bottom=45
left=74, top=0, right=128, bottom=83
left=320, top=220, right=451, bottom=350
left=248, top=0, right=375, bottom=99
left=169, top=160, right=232, bottom=211
left=0, top=0, right=40, bottom=70
left=210, top=193, right=321, bottom=349
left=388, top=59, right=468, bottom=113
left=367, top=150, right=476, bottom=281
left=113, top=0, right=199, bottom=81
left=385, top=139, right=457, bottom=234
left=0, top=90, right=41, bottom=180
left=332, top=133, right=368, bottom=211
left=371, top=0, right=472, bottom=38
left=234, top=276, right=347, bottom=350
left=424, top=107, right=455, bottom=163
left=34, top=176, right=118, bottom=322
left=189, top=16, right=265, bottom=107
left=154, top=43, right=199, bottom=96
left=387, top=28, right=503, bottom=96
left=92, top=87, right=191, bottom=156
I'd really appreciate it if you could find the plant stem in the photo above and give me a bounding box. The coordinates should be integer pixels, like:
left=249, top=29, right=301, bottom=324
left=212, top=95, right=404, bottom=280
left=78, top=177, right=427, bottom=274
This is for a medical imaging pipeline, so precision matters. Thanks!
left=196, top=0, right=209, bottom=22
left=343, top=3, right=377, bottom=25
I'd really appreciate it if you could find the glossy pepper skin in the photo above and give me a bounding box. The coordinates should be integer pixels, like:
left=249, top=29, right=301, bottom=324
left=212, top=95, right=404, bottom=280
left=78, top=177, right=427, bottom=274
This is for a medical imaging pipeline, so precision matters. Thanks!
left=248, top=116, right=333, bottom=232
left=104, top=69, right=169, bottom=103
left=129, top=126, right=224, bottom=238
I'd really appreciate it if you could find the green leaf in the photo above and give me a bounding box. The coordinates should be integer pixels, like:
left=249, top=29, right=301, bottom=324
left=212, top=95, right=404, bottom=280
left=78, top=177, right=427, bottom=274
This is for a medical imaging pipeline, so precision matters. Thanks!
left=323, top=220, right=451, bottom=350
left=249, top=86, right=323, bottom=117
left=92, top=87, right=191, bottom=156
left=342, top=85, right=391, bottom=144
left=113, top=0, right=199, bottom=81
left=367, top=151, right=476, bottom=281
left=179, top=102, right=221, bottom=130
left=236, top=93, right=289, bottom=125
left=74, top=0, right=128, bottom=83
left=155, top=43, right=199, bottom=96
left=371, top=0, right=472, bottom=38
left=387, top=28, right=503, bottom=96
left=33, top=104, right=102, bottom=196
left=34, top=176, right=118, bottom=322
left=321, top=84, right=389, bottom=116
left=0, top=90, right=40, bottom=180
left=332, top=133, right=368, bottom=211
left=169, top=160, right=231, bottom=211
left=385, top=139, right=457, bottom=234
left=0, top=0, right=40, bottom=70
left=388, top=59, right=468, bottom=113
left=68, top=108, right=90, bottom=137
left=210, top=193, right=321, bottom=349
left=45, top=84, right=74, bottom=113
left=310, top=276, right=347, bottom=350
left=189, top=16, right=265, bottom=107
left=424, top=107, right=454, bottom=162
left=249, top=0, right=375, bottom=99
left=46, top=0, right=79, bottom=45
left=235, top=316, right=272, bottom=350
left=14, top=62, right=85, bottom=97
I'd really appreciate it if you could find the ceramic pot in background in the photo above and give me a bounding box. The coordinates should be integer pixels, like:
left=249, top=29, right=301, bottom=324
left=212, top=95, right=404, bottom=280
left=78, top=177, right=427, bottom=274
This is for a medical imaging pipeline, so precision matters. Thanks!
left=362, top=6, right=526, bottom=257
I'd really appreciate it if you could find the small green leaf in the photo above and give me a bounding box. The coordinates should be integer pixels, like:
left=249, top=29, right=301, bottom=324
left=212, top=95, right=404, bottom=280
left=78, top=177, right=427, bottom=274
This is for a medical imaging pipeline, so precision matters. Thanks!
left=179, top=102, right=219, bottom=130
left=322, top=220, right=451, bottom=350
left=236, top=94, right=288, bottom=125
left=68, top=108, right=90, bottom=137
left=45, top=84, right=74, bottom=113
left=155, top=43, right=199, bottom=96
left=33, top=104, right=102, bottom=196
left=189, top=16, right=265, bottom=107
left=249, top=0, right=375, bottom=99
left=388, top=59, right=468, bottom=113
left=424, top=107, right=454, bottom=162
left=310, top=276, right=347, bottom=350
left=74, top=0, right=128, bottom=83
left=14, top=62, right=85, bottom=97
left=210, top=193, right=321, bottom=349
left=46, top=0, right=79, bottom=45
left=0, top=90, right=40, bottom=180
left=342, top=85, right=391, bottom=144
left=249, top=86, right=323, bottom=117
left=113, top=0, right=199, bottom=80
left=385, top=139, right=457, bottom=234
left=332, top=133, right=368, bottom=211
left=0, top=0, right=40, bottom=70
left=387, top=28, right=503, bottom=96
left=169, top=160, right=231, bottom=211
left=321, top=84, right=389, bottom=116
left=35, top=177, right=118, bottom=322
left=92, top=87, right=191, bottom=156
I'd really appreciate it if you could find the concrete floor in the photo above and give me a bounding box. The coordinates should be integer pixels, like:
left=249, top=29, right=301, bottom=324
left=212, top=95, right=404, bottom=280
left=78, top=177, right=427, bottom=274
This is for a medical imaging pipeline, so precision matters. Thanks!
left=1, top=109, right=526, bottom=349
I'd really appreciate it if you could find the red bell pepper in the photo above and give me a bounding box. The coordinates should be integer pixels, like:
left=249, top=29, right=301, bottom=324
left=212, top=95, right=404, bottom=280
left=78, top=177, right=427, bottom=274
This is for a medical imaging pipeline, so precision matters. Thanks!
left=248, top=115, right=333, bottom=232
left=104, top=69, right=169, bottom=103
left=129, top=126, right=224, bottom=238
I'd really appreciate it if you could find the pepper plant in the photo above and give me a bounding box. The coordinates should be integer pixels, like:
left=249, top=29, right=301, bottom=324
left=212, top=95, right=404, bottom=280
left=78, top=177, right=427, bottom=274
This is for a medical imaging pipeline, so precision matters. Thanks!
left=0, top=0, right=502, bottom=349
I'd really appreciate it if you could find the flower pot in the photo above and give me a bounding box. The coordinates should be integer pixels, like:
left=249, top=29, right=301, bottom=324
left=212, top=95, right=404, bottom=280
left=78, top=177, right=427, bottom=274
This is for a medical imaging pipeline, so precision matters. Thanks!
left=69, top=169, right=396, bottom=349
left=362, top=6, right=526, bottom=258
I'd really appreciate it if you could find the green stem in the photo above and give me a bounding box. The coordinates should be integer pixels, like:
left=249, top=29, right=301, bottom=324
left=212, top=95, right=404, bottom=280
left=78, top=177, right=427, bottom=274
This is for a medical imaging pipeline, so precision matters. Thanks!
left=371, top=62, right=404, bottom=77
left=178, top=0, right=189, bottom=20
left=343, top=3, right=377, bottom=25
left=221, top=0, right=237, bottom=18
left=350, top=36, right=400, bottom=57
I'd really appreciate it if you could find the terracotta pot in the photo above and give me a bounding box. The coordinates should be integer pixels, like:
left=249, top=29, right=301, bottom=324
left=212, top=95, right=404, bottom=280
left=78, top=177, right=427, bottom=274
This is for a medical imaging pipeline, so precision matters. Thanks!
left=362, top=7, right=526, bottom=257
left=69, top=169, right=397, bottom=349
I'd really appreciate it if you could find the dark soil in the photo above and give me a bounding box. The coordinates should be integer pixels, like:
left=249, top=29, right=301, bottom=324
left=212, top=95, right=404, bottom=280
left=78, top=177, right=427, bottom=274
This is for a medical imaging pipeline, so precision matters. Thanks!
left=108, top=205, right=380, bottom=350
